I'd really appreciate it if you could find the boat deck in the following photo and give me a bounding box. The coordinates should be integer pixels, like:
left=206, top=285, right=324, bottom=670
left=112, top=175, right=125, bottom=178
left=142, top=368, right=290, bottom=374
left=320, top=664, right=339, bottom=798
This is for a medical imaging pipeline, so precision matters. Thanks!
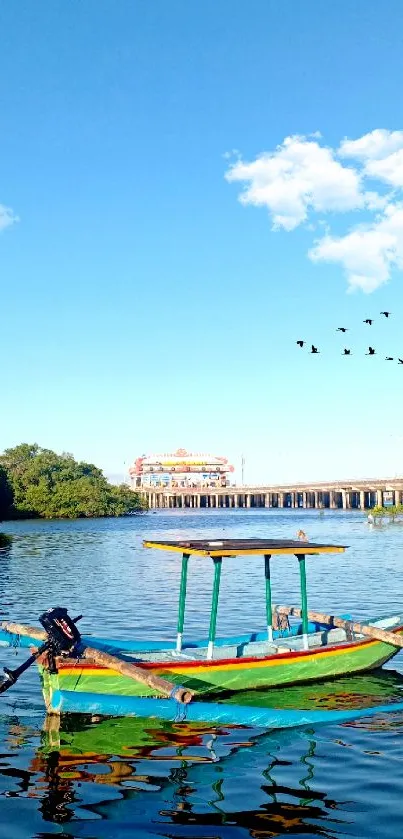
left=125, top=627, right=344, bottom=663
left=122, top=615, right=403, bottom=664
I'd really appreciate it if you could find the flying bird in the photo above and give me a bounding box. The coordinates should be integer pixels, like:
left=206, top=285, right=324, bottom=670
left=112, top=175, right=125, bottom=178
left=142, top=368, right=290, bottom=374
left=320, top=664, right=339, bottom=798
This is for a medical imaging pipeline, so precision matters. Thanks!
left=398, top=359, right=403, bottom=365
left=311, top=345, right=319, bottom=354
left=296, top=340, right=305, bottom=348
left=381, top=311, right=391, bottom=318
left=343, top=349, right=351, bottom=355
left=386, top=357, right=394, bottom=361
left=337, top=327, right=348, bottom=333
left=366, top=347, right=376, bottom=355
left=363, top=319, right=373, bottom=325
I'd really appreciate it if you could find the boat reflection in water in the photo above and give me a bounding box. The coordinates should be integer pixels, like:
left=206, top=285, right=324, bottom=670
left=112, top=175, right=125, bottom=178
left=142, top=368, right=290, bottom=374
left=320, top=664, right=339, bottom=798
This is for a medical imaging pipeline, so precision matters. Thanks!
left=12, top=669, right=402, bottom=833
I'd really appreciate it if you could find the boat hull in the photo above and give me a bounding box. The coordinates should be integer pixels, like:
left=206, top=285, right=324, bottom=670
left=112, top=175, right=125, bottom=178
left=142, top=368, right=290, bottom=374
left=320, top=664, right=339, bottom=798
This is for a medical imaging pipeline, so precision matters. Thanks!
left=39, top=626, right=403, bottom=708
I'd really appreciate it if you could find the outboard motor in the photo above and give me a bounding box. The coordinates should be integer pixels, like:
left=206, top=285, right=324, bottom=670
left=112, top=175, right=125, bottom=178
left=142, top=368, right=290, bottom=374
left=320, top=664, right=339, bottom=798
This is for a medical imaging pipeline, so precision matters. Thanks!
left=0, top=608, right=82, bottom=693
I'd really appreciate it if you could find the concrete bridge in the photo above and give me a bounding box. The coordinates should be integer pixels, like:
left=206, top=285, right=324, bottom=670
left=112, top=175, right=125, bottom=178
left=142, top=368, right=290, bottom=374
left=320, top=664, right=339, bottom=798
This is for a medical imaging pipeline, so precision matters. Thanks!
left=135, top=477, right=403, bottom=510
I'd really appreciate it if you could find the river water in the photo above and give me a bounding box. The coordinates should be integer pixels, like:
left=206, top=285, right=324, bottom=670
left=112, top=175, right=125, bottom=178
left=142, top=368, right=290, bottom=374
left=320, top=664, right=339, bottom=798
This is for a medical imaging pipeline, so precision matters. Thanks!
left=0, top=509, right=403, bottom=838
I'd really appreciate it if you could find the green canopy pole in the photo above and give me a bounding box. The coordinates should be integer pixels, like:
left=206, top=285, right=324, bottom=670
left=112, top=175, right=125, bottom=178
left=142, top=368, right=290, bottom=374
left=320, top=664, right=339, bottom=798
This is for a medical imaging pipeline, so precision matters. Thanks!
left=264, top=554, right=273, bottom=644
left=176, top=553, right=189, bottom=652
left=207, top=557, right=222, bottom=660
left=298, top=554, right=309, bottom=650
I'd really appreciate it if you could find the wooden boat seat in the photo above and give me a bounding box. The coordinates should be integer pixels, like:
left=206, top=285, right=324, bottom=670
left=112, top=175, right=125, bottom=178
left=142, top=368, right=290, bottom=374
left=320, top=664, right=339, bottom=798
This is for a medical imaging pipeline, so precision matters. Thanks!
left=362, top=615, right=401, bottom=631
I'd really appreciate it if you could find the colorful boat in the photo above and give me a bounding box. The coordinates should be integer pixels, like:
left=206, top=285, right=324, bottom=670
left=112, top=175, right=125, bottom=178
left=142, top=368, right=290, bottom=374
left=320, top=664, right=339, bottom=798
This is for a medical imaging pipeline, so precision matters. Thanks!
left=1, top=537, right=403, bottom=723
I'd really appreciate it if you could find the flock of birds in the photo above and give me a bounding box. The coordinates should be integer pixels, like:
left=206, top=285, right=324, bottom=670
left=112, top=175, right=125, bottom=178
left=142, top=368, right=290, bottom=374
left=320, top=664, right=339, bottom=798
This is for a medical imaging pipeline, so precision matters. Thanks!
left=297, top=311, right=403, bottom=363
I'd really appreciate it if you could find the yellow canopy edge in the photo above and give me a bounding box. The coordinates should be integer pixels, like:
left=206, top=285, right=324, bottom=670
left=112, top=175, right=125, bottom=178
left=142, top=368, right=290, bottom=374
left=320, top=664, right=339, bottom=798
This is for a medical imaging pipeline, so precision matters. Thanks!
left=143, top=539, right=346, bottom=558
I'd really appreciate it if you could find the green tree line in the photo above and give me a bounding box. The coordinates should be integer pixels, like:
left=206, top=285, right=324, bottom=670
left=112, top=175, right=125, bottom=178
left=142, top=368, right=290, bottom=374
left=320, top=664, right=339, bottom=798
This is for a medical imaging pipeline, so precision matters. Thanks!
left=0, top=444, right=146, bottom=520
left=369, top=504, right=403, bottom=524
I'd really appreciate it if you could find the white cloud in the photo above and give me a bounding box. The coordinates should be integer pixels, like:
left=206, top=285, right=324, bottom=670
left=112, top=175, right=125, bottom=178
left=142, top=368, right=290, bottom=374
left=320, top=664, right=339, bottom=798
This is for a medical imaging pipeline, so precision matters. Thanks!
left=225, top=129, right=403, bottom=292
left=339, top=129, right=403, bottom=188
left=225, top=135, right=364, bottom=231
left=0, top=205, right=18, bottom=231
left=365, top=149, right=403, bottom=187
left=309, top=203, right=403, bottom=292
left=339, top=129, right=403, bottom=161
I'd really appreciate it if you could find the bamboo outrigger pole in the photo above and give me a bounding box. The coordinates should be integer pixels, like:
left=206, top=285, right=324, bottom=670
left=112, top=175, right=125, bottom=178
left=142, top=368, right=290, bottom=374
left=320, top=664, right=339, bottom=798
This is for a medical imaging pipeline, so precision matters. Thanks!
left=272, top=606, right=403, bottom=649
left=0, top=621, right=193, bottom=705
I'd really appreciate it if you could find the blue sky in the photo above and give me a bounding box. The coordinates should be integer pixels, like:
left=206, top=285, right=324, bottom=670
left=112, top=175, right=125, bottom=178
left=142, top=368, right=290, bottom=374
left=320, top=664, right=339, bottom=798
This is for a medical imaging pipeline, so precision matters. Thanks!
left=1, top=0, right=403, bottom=484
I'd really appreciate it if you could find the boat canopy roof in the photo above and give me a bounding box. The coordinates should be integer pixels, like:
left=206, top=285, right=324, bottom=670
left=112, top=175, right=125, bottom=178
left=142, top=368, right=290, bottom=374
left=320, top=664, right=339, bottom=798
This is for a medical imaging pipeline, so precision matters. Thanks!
left=143, top=538, right=346, bottom=557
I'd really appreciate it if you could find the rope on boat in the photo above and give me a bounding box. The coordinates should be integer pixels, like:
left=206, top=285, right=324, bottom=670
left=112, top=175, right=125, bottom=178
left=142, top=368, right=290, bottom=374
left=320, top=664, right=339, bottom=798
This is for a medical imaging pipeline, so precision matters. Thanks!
left=5, top=630, right=20, bottom=649
left=169, top=685, right=188, bottom=722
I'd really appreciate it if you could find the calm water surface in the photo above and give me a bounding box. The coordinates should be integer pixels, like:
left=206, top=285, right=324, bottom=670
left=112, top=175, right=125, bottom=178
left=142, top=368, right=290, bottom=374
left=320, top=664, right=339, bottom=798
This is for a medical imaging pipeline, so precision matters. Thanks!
left=0, top=509, right=403, bottom=838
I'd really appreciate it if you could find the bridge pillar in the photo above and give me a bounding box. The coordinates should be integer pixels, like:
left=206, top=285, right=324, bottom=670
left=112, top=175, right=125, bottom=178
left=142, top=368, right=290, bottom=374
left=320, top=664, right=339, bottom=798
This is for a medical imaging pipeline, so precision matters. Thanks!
left=153, top=483, right=403, bottom=512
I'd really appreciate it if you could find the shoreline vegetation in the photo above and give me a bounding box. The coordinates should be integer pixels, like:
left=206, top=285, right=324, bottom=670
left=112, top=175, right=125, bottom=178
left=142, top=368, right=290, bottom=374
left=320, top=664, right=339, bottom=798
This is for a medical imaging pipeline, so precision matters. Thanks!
left=0, top=443, right=146, bottom=520
left=369, top=505, right=403, bottom=525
